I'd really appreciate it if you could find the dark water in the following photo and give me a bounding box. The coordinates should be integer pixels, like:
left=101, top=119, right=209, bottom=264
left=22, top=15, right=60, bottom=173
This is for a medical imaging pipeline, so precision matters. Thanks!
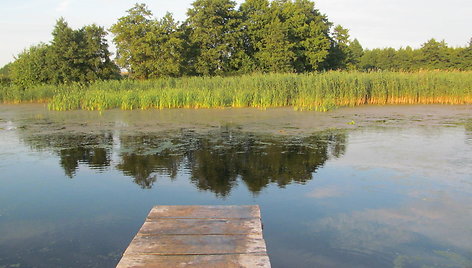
left=0, top=106, right=472, bottom=268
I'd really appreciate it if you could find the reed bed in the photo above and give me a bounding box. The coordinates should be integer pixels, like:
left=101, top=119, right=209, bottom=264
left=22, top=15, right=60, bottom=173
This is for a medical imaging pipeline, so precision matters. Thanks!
left=2, top=71, right=471, bottom=111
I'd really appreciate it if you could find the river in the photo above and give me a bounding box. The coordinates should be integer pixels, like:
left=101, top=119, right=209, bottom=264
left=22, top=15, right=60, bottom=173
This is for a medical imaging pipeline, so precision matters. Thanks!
left=0, top=104, right=471, bottom=268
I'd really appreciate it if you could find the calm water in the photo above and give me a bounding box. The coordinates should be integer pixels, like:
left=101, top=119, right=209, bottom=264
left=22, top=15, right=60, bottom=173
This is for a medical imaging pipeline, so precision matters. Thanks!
left=0, top=105, right=471, bottom=268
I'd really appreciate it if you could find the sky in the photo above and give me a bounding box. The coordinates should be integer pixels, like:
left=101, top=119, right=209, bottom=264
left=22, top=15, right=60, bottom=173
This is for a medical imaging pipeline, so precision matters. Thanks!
left=1, top=0, right=471, bottom=67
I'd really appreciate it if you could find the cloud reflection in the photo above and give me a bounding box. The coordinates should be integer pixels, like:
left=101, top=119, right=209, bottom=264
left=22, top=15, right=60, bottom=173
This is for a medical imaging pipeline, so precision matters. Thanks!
left=309, top=192, right=472, bottom=266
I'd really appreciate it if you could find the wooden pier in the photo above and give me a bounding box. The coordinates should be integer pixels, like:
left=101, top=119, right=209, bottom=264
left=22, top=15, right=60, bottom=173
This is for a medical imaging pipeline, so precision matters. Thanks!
left=117, top=205, right=270, bottom=268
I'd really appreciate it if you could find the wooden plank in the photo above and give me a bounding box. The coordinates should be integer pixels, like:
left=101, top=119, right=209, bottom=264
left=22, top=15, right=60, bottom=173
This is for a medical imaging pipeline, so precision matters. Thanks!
left=123, top=234, right=267, bottom=255
left=146, top=205, right=260, bottom=219
left=139, top=219, right=262, bottom=235
left=117, top=205, right=270, bottom=267
left=116, top=254, right=271, bottom=268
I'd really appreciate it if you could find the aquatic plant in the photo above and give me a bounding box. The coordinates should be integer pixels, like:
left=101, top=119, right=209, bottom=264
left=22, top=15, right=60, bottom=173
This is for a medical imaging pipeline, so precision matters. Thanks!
left=2, top=71, right=471, bottom=111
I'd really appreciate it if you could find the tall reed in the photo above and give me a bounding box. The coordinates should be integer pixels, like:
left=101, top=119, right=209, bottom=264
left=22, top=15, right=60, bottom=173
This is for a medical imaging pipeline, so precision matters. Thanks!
left=2, top=71, right=471, bottom=111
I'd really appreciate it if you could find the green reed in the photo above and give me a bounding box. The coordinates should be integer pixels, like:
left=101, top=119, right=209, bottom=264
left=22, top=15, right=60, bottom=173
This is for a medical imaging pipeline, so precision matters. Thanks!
left=2, top=71, right=471, bottom=111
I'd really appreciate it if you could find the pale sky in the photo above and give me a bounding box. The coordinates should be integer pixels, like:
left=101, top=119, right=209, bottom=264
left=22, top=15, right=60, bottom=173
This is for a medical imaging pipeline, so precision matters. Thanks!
left=1, top=0, right=471, bottom=67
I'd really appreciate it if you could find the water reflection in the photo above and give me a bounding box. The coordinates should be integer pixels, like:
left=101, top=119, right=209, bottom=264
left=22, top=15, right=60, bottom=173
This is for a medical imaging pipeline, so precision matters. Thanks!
left=23, top=133, right=113, bottom=177
left=20, top=130, right=347, bottom=195
left=3, top=109, right=472, bottom=268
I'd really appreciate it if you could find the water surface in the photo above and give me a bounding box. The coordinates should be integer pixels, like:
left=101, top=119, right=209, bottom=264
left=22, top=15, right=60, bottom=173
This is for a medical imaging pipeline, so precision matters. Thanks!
left=0, top=105, right=471, bottom=268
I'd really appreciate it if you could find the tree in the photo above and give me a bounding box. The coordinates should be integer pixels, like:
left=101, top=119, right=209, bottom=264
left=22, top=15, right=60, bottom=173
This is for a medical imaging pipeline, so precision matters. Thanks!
left=11, top=44, right=53, bottom=88
left=0, top=63, right=12, bottom=85
left=82, top=25, right=120, bottom=81
left=348, top=38, right=363, bottom=70
left=10, top=18, right=118, bottom=87
left=239, top=0, right=271, bottom=72
left=49, top=18, right=119, bottom=84
left=459, top=38, right=472, bottom=70
left=110, top=4, right=156, bottom=79
left=186, top=0, right=243, bottom=75
left=276, top=0, right=331, bottom=72
left=325, top=25, right=351, bottom=70
left=49, top=18, right=77, bottom=84
left=111, top=4, right=187, bottom=78
left=395, top=46, right=417, bottom=71
left=255, top=17, right=295, bottom=72
left=419, top=38, right=450, bottom=69
left=148, top=13, right=185, bottom=77
left=240, top=0, right=331, bottom=72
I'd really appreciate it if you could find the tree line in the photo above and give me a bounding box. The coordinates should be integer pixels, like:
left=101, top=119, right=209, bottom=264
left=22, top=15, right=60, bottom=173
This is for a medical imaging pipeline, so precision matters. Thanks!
left=359, top=38, right=472, bottom=71
left=1, top=0, right=472, bottom=88
left=109, top=0, right=356, bottom=78
left=20, top=129, right=346, bottom=194
left=7, top=18, right=120, bottom=88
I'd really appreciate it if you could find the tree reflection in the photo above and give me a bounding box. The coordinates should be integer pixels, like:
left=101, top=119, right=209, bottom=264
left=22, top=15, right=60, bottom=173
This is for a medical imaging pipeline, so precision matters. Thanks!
left=117, top=130, right=347, bottom=196
left=59, top=147, right=110, bottom=177
left=20, top=129, right=347, bottom=195
left=21, top=133, right=113, bottom=177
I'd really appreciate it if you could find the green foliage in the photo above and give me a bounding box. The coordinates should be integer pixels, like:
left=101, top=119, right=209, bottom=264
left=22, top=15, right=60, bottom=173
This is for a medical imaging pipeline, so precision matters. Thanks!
left=7, top=0, right=472, bottom=92
left=255, top=16, right=295, bottom=72
left=9, top=18, right=119, bottom=87
left=110, top=0, right=344, bottom=76
left=111, top=4, right=186, bottom=79
left=0, top=63, right=12, bottom=86
left=0, top=62, right=11, bottom=76
left=50, top=18, right=120, bottom=84
left=325, top=25, right=352, bottom=70
left=460, top=39, right=472, bottom=70
left=419, top=38, right=450, bottom=69
left=240, top=0, right=332, bottom=73
left=186, top=0, right=243, bottom=75
left=151, top=13, right=186, bottom=77
left=42, top=71, right=472, bottom=111
left=11, top=44, right=53, bottom=88
left=348, top=39, right=364, bottom=69
left=360, top=38, right=472, bottom=71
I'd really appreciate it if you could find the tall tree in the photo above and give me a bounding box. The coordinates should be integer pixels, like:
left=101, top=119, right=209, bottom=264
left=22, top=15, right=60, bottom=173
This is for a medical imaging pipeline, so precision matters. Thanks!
left=276, top=0, right=331, bottom=72
left=255, top=16, right=295, bottom=72
left=459, top=38, right=472, bottom=70
left=419, top=38, right=450, bottom=69
left=148, top=13, right=185, bottom=77
left=325, top=25, right=351, bottom=70
left=241, top=0, right=331, bottom=72
left=50, top=18, right=78, bottom=84
left=50, top=18, right=118, bottom=83
left=11, top=44, right=53, bottom=88
left=0, top=63, right=12, bottom=85
left=348, top=38, right=363, bottom=69
left=82, top=25, right=120, bottom=81
left=110, top=4, right=156, bottom=79
left=10, top=18, right=118, bottom=87
left=186, top=0, right=243, bottom=75
left=239, top=0, right=271, bottom=72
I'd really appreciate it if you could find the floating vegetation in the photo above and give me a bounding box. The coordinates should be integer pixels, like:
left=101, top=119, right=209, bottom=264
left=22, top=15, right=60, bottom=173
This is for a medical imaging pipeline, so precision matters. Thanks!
left=1, top=71, right=471, bottom=111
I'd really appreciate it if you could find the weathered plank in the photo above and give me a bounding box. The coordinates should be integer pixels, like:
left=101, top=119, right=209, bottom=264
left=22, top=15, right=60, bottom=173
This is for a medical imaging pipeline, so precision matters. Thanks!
left=117, top=205, right=270, bottom=268
left=146, top=205, right=261, bottom=219
left=139, top=219, right=262, bottom=235
left=116, top=254, right=271, bottom=268
left=123, top=234, right=267, bottom=255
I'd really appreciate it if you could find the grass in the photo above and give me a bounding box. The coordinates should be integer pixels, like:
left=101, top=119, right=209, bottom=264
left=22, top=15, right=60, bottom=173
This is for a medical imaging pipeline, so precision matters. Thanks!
left=1, top=71, right=471, bottom=111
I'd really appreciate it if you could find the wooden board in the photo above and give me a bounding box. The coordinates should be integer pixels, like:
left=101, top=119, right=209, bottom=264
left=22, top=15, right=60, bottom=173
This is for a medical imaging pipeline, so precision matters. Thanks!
left=117, top=205, right=270, bottom=268
left=139, top=219, right=262, bottom=235
left=146, top=205, right=261, bottom=219
left=116, top=254, right=271, bottom=268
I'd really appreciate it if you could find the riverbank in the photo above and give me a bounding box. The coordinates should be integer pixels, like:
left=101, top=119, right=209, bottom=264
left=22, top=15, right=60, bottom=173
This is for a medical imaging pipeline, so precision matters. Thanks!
left=1, top=71, right=471, bottom=111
